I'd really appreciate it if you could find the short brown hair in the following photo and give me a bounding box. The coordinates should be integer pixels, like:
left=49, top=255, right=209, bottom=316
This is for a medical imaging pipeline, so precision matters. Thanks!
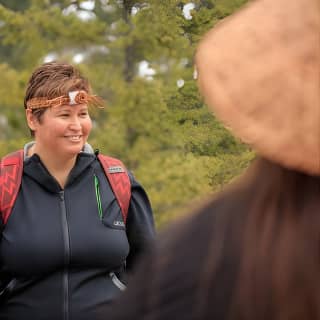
left=24, top=61, right=91, bottom=135
left=24, top=61, right=90, bottom=109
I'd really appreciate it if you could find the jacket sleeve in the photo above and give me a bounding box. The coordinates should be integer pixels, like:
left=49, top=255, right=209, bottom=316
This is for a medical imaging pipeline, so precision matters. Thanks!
left=125, top=172, right=155, bottom=272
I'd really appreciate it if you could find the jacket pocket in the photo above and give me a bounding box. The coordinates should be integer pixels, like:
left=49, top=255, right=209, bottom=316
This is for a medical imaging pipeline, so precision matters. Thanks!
left=101, top=199, right=126, bottom=230
left=94, top=174, right=126, bottom=230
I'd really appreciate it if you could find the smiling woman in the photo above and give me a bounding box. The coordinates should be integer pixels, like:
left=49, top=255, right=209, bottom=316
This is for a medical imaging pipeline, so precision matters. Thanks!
left=0, top=61, right=155, bottom=320
left=23, top=63, right=100, bottom=187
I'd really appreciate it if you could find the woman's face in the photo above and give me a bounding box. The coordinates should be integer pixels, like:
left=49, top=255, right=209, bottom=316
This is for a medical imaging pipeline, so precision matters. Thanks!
left=27, top=103, right=92, bottom=159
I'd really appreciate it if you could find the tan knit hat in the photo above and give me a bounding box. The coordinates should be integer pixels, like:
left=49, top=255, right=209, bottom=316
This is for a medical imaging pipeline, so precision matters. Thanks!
left=196, top=0, right=320, bottom=175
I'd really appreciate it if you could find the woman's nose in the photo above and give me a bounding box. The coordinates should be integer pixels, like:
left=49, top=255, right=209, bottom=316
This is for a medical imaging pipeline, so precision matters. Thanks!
left=69, top=116, right=82, bottom=130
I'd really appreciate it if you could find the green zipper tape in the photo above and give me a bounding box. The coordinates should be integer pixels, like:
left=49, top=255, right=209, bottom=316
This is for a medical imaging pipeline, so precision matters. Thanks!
left=94, top=175, right=103, bottom=220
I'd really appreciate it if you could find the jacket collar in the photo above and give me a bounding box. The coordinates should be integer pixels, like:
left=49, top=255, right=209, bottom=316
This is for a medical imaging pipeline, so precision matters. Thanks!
left=23, top=143, right=96, bottom=192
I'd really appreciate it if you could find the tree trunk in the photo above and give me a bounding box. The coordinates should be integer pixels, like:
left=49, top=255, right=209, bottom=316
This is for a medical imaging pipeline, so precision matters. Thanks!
left=123, top=0, right=135, bottom=82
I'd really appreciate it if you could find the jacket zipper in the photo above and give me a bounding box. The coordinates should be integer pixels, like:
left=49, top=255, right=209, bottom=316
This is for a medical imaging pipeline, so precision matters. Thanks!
left=59, top=191, right=70, bottom=320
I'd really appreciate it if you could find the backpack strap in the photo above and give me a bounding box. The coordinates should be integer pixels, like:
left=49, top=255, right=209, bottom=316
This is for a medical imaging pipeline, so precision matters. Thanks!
left=97, top=154, right=131, bottom=224
left=0, top=150, right=24, bottom=224
left=0, top=151, right=132, bottom=225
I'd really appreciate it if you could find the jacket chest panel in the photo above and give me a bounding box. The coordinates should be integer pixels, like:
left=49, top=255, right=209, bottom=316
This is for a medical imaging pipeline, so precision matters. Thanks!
left=0, top=172, right=129, bottom=276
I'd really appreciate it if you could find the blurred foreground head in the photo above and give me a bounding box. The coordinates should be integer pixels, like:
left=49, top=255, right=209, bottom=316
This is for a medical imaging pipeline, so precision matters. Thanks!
left=196, top=0, right=320, bottom=175
left=104, top=1, right=319, bottom=320
left=193, top=0, right=320, bottom=318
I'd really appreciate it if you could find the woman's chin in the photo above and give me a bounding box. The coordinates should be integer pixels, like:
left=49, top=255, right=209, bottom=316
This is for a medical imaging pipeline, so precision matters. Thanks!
left=62, top=144, right=85, bottom=157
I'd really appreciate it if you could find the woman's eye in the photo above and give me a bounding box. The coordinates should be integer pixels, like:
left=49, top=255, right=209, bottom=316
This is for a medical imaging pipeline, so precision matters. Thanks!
left=60, top=114, right=69, bottom=117
left=80, top=112, right=89, bottom=117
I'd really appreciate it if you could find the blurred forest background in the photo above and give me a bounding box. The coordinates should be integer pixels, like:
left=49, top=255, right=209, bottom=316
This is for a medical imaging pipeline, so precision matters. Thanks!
left=0, top=0, right=254, bottom=228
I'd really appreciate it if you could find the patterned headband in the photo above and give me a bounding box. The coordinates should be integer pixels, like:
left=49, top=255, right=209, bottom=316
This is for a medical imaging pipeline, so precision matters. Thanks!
left=26, top=90, right=104, bottom=110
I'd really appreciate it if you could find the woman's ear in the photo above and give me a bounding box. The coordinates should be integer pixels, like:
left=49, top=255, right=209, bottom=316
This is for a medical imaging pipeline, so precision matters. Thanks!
left=25, top=109, right=37, bottom=131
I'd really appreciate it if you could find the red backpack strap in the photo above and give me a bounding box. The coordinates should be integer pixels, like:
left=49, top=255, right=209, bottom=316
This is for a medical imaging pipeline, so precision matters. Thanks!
left=97, top=154, right=131, bottom=224
left=0, top=150, right=24, bottom=224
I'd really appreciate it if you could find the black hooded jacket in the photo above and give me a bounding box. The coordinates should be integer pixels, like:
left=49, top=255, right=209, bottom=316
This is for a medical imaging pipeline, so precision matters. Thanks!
left=0, top=146, right=155, bottom=320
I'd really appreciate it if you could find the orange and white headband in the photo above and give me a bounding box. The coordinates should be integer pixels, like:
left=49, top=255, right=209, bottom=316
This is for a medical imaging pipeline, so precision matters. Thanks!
left=26, top=90, right=104, bottom=110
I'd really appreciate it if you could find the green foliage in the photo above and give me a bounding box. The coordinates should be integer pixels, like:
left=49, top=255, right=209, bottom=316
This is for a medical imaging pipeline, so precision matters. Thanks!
left=207, top=150, right=255, bottom=189
left=0, top=3, right=106, bottom=69
left=134, top=151, right=213, bottom=227
left=0, top=0, right=250, bottom=228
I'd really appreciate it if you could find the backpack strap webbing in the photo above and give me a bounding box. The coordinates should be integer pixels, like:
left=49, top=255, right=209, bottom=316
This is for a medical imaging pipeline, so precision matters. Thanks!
left=97, top=154, right=131, bottom=224
left=0, top=150, right=24, bottom=224
left=0, top=151, right=131, bottom=225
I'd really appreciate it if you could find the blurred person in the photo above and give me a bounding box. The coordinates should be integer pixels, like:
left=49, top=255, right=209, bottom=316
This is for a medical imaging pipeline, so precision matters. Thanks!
left=0, top=61, right=155, bottom=320
left=104, top=0, right=320, bottom=319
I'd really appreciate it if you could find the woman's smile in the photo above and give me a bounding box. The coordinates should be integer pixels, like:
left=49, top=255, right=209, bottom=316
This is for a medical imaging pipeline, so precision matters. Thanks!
left=65, top=135, right=82, bottom=142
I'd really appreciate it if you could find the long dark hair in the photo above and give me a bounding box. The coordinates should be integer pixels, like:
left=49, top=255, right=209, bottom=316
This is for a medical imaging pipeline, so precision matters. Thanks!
left=196, top=157, right=320, bottom=320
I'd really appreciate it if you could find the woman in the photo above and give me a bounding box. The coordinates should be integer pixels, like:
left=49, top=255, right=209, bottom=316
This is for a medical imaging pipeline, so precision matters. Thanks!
left=106, top=0, right=320, bottom=319
left=0, top=62, right=155, bottom=319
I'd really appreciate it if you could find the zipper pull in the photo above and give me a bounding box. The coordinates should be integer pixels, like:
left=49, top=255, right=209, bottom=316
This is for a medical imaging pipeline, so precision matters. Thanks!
left=59, top=191, right=65, bottom=201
